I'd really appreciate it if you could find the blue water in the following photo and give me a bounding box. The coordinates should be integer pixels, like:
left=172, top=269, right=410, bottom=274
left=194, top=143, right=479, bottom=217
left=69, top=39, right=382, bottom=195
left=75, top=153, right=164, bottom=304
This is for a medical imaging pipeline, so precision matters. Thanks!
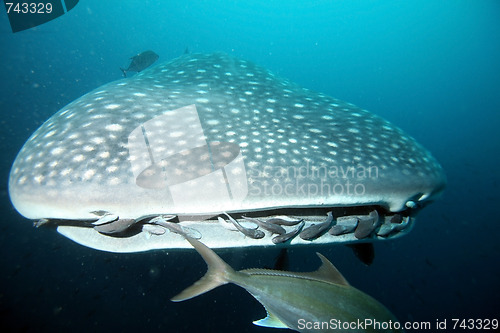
left=1, top=1, right=499, bottom=332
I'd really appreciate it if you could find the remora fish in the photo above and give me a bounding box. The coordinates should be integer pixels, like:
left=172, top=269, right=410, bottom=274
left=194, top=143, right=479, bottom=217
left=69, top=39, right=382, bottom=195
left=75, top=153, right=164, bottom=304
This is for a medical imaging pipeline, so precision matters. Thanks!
left=120, top=50, right=159, bottom=77
left=172, top=237, right=403, bottom=333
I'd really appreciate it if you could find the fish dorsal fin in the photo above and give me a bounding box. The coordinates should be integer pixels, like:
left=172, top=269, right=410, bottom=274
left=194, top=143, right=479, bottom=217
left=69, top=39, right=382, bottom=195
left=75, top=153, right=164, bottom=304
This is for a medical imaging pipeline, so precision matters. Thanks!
left=312, top=252, right=350, bottom=286
left=242, top=253, right=350, bottom=286
left=253, top=309, right=288, bottom=329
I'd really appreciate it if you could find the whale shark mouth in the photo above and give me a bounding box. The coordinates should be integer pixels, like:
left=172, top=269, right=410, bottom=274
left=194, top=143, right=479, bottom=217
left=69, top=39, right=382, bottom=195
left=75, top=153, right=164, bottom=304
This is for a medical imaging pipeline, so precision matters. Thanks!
left=8, top=53, right=446, bottom=253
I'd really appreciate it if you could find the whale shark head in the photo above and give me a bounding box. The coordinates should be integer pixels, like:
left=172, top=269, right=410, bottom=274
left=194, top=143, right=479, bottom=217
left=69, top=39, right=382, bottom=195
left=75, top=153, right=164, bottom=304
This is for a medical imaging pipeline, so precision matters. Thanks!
left=8, top=53, right=446, bottom=252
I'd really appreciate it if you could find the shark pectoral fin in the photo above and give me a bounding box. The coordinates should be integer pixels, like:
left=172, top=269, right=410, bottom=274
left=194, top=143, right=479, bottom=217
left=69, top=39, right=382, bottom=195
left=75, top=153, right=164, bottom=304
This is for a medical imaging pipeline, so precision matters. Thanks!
left=253, top=310, right=288, bottom=329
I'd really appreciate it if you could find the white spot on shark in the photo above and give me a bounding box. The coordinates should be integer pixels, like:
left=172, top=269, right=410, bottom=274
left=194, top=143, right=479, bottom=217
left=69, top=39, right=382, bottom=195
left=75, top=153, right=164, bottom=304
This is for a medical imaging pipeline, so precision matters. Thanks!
left=105, top=124, right=123, bottom=132
left=105, top=104, right=120, bottom=110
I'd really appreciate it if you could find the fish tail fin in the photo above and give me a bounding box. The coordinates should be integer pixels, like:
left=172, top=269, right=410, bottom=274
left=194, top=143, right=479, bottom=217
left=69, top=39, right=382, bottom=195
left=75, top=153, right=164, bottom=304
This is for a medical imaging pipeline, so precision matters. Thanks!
left=171, top=237, right=235, bottom=302
left=120, top=68, right=127, bottom=77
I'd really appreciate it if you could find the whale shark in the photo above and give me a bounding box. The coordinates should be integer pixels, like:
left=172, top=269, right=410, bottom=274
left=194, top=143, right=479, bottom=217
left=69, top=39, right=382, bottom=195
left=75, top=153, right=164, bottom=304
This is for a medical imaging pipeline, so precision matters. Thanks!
left=8, top=53, right=446, bottom=252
